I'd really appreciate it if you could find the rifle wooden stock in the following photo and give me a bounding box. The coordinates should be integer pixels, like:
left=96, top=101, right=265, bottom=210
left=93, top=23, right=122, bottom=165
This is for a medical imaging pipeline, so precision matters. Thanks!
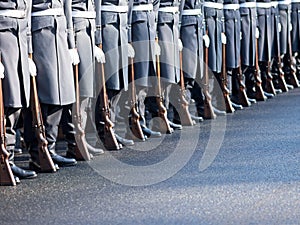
left=178, top=50, right=194, bottom=126
left=72, top=64, right=91, bottom=160
left=97, top=45, right=120, bottom=150
left=265, top=61, right=276, bottom=95
left=155, top=38, right=173, bottom=134
left=254, top=38, right=267, bottom=101
left=129, top=57, right=145, bottom=141
left=0, top=68, right=16, bottom=186
left=29, top=54, right=57, bottom=173
left=203, top=42, right=216, bottom=119
left=237, top=66, right=251, bottom=107
left=286, top=23, right=300, bottom=88
left=221, top=43, right=235, bottom=113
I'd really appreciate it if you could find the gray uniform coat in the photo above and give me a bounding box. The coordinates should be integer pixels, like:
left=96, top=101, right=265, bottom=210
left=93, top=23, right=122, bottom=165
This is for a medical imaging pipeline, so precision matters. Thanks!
left=291, top=2, right=300, bottom=53
left=270, top=0, right=280, bottom=57
left=278, top=0, right=290, bottom=55
left=291, top=2, right=300, bottom=52
left=99, top=0, right=133, bottom=91
left=31, top=0, right=76, bottom=105
left=204, top=0, right=225, bottom=73
left=180, top=0, right=205, bottom=80
left=72, top=0, right=97, bottom=97
left=157, top=0, right=180, bottom=84
left=224, top=0, right=240, bottom=69
left=239, top=0, right=256, bottom=67
left=256, top=0, right=272, bottom=61
left=0, top=0, right=31, bottom=108
left=131, top=0, right=159, bottom=87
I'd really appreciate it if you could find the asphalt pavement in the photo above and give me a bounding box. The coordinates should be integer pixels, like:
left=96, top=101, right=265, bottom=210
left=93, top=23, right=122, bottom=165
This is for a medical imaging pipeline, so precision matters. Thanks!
left=1, top=88, right=300, bottom=225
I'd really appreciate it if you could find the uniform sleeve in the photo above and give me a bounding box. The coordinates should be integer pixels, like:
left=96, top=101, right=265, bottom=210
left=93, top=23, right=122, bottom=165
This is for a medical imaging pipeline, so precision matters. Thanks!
left=153, top=0, right=160, bottom=37
left=95, top=0, right=102, bottom=45
left=128, top=0, right=133, bottom=42
left=64, top=0, right=76, bottom=49
left=178, top=0, right=186, bottom=37
left=27, top=0, right=33, bottom=54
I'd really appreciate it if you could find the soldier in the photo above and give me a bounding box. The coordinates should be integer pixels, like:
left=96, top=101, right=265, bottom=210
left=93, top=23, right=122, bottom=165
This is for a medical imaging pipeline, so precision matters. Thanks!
left=24, top=0, right=78, bottom=169
left=239, top=0, right=262, bottom=99
left=0, top=0, right=37, bottom=180
left=94, top=0, right=136, bottom=147
left=153, top=0, right=187, bottom=128
left=291, top=0, right=300, bottom=82
left=256, top=0, right=278, bottom=97
left=179, top=0, right=221, bottom=119
left=60, top=0, right=105, bottom=159
left=130, top=0, right=162, bottom=138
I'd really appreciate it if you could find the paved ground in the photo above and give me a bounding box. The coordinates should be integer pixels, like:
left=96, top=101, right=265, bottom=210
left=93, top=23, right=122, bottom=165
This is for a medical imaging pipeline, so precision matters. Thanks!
left=1, top=88, right=300, bottom=225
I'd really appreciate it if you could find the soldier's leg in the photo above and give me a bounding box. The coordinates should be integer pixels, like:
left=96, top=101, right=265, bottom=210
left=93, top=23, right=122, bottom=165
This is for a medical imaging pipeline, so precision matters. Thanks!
left=5, top=107, right=36, bottom=180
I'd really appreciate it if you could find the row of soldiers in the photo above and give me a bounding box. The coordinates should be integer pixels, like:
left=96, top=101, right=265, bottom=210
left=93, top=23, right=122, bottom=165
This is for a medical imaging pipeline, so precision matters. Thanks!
left=1, top=0, right=300, bottom=185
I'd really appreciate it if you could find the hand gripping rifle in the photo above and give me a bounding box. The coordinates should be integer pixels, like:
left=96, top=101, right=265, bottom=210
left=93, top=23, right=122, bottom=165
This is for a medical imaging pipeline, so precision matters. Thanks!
left=155, top=37, right=173, bottom=134
left=203, top=35, right=216, bottom=119
left=221, top=42, right=235, bottom=113
left=97, top=44, right=120, bottom=150
left=254, top=38, right=267, bottom=101
left=29, top=54, right=57, bottom=172
left=128, top=55, right=145, bottom=141
left=0, top=55, right=16, bottom=186
left=72, top=64, right=91, bottom=160
left=178, top=50, right=194, bottom=126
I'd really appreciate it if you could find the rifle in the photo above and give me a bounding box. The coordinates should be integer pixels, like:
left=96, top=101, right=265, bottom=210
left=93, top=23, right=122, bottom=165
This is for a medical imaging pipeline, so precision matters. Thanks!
left=0, top=55, right=16, bottom=186
left=155, top=38, right=173, bottom=134
left=203, top=37, right=216, bottom=119
left=285, top=21, right=300, bottom=88
left=265, top=61, right=277, bottom=95
left=237, top=65, right=251, bottom=107
left=72, top=64, right=91, bottom=160
left=29, top=54, right=57, bottom=172
left=254, top=38, right=267, bottom=101
left=178, top=50, right=194, bottom=126
left=128, top=56, right=145, bottom=141
left=273, top=23, right=289, bottom=92
left=97, top=44, right=120, bottom=150
left=221, top=42, right=235, bottom=113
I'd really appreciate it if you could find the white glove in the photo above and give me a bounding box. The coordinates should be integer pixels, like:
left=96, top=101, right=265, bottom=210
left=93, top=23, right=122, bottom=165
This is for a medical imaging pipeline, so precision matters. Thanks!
left=255, top=27, right=260, bottom=39
left=278, top=23, right=282, bottom=33
left=290, top=23, right=293, bottom=32
left=221, top=33, right=227, bottom=44
left=178, top=39, right=183, bottom=51
left=94, top=46, right=106, bottom=63
left=155, top=41, right=161, bottom=56
left=240, top=31, right=243, bottom=40
left=28, top=58, right=37, bottom=76
left=128, top=43, right=135, bottom=58
left=0, top=62, right=4, bottom=79
left=203, top=34, right=210, bottom=48
left=69, top=48, right=80, bottom=65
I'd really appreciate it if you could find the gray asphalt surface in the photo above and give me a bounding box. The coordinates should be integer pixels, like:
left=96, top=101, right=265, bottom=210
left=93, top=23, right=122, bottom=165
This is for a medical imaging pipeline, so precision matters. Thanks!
left=1, top=88, right=300, bottom=225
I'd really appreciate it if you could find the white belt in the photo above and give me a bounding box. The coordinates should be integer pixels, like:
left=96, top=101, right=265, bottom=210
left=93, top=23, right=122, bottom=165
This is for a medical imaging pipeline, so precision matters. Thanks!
left=31, top=8, right=64, bottom=17
left=158, top=6, right=178, bottom=13
left=223, top=4, right=240, bottom=10
left=239, top=2, right=257, bottom=8
left=203, top=2, right=223, bottom=9
left=132, top=4, right=153, bottom=11
left=101, top=5, right=128, bottom=13
left=72, top=11, right=96, bottom=18
left=278, top=0, right=292, bottom=4
left=181, top=9, right=202, bottom=16
left=0, top=9, right=26, bottom=18
left=292, top=0, right=300, bottom=3
left=256, top=2, right=272, bottom=8
left=270, top=2, right=278, bottom=7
